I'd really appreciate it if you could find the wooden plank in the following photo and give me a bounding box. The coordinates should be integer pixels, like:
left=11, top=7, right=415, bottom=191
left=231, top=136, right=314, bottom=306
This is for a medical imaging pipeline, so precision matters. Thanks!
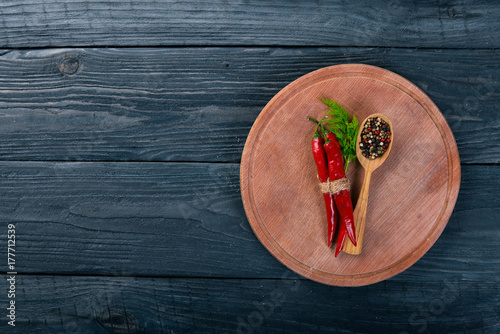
left=0, top=162, right=498, bottom=282
left=0, top=47, right=498, bottom=163
left=0, top=1, right=499, bottom=48
left=0, top=274, right=498, bottom=333
left=0, top=161, right=284, bottom=278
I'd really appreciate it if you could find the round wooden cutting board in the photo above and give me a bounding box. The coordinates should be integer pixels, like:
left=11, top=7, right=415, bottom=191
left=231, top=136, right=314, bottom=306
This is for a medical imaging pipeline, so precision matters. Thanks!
left=240, top=64, right=461, bottom=286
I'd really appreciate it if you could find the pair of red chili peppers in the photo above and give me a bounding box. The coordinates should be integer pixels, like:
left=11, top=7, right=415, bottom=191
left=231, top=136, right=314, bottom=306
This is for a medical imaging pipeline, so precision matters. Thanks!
left=310, top=118, right=357, bottom=257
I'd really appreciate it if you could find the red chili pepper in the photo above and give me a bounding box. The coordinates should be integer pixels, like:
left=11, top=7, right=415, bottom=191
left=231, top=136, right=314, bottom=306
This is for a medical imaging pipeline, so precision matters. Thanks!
left=309, top=118, right=337, bottom=247
left=335, top=211, right=347, bottom=257
left=323, top=131, right=357, bottom=256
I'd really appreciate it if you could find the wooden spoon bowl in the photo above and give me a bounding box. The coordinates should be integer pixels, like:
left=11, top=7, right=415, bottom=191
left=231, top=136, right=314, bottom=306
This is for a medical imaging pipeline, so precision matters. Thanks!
left=343, top=113, right=394, bottom=255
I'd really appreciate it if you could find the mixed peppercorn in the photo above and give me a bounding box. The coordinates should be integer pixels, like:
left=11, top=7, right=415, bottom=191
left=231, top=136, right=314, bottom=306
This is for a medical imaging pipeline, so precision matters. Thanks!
left=359, top=117, right=391, bottom=159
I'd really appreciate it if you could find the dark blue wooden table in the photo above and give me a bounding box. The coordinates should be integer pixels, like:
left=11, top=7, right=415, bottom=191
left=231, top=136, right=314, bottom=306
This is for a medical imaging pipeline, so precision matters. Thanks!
left=0, top=1, right=499, bottom=333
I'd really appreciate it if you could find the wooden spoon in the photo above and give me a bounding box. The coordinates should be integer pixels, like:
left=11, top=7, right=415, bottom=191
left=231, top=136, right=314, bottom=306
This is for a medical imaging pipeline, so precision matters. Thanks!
left=342, top=113, right=394, bottom=255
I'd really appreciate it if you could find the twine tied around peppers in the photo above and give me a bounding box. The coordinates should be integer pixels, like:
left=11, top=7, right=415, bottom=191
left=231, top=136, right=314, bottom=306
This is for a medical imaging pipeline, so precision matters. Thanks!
left=319, top=178, right=350, bottom=194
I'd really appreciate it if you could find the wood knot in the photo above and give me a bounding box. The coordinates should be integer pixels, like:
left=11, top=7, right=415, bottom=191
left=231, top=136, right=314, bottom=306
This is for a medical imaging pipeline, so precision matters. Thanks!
left=95, top=308, right=138, bottom=333
left=59, top=56, right=80, bottom=75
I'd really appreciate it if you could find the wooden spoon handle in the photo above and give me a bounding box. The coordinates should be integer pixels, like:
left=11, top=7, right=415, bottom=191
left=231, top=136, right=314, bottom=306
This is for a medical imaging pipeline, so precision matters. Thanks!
left=343, top=168, right=372, bottom=255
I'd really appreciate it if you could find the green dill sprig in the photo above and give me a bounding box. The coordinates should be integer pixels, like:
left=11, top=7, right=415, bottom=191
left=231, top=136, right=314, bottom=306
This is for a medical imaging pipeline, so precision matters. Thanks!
left=320, top=98, right=359, bottom=172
